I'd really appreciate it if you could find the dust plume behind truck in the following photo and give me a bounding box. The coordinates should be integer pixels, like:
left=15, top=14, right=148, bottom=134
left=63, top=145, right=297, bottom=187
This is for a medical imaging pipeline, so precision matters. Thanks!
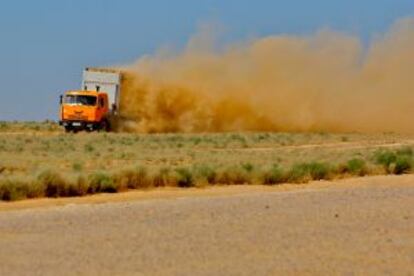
left=59, top=68, right=123, bottom=132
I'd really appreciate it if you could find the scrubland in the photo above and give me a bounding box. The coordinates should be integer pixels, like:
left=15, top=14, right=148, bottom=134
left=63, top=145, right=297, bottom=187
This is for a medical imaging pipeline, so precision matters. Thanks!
left=1, top=121, right=414, bottom=201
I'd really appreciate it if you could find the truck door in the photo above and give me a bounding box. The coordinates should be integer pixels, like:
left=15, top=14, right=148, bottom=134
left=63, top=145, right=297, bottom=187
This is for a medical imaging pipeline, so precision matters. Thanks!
left=97, top=96, right=104, bottom=121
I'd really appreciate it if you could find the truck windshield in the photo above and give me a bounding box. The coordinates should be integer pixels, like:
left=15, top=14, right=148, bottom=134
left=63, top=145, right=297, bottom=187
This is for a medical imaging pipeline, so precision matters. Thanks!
left=64, top=95, right=97, bottom=106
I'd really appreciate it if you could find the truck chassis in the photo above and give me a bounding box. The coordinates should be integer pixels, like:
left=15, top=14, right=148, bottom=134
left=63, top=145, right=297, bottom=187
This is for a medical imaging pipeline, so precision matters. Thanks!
left=59, top=119, right=110, bottom=133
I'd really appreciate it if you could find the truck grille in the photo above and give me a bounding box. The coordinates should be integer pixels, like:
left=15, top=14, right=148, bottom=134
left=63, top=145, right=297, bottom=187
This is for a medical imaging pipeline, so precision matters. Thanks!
left=67, top=115, right=88, bottom=120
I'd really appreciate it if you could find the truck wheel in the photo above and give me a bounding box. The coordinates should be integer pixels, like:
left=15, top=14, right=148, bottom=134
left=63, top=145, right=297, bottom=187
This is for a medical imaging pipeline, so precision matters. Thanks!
left=100, top=120, right=110, bottom=132
left=64, top=126, right=72, bottom=133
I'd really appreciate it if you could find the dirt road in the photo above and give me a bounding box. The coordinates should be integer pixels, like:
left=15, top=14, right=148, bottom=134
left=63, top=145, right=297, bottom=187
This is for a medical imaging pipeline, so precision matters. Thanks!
left=1, top=175, right=413, bottom=275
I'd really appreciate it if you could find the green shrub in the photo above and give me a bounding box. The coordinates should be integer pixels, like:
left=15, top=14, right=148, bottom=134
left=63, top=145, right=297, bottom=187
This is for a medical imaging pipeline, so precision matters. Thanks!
left=374, top=150, right=397, bottom=173
left=72, top=162, right=83, bottom=172
left=241, top=162, right=255, bottom=173
left=307, top=162, right=331, bottom=180
left=133, top=166, right=151, bottom=188
left=286, top=162, right=331, bottom=183
left=230, top=134, right=246, bottom=143
left=175, top=168, right=194, bottom=188
left=287, top=164, right=311, bottom=183
left=0, top=179, right=32, bottom=201
left=191, top=137, right=202, bottom=146
left=394, top=156, right=412, bottom=175
left=217, top=166, right=252, bottom=185
left=346, top=158, right=367, bottom=176
left=87, top=172, right=117, bottom=193
left=115, top=166, right=151, bottom=189
left=66, top=176, right=89, bottom=196
left=374, top=148, right=414, bottom=174
left=62, top=182, right=81, bottom=197
left=262, top=165, right=285, bottom=185
left=84, top=144, right=95, bottom=152
left=37, top=170, right=67, bottom=197
left=114, top=169, right=133, bottom=190
left=26, top=180, right=46, bottom=198
left=194, top=164, right=217, bottom=184
left=0, top=122, right=9, bottom=130
left=152, top=167, right=174, bottom=187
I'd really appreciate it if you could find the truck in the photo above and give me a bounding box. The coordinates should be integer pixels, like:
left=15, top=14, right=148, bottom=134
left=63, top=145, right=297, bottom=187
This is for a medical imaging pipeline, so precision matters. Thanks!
left=59, top=68, right=122, bottom=132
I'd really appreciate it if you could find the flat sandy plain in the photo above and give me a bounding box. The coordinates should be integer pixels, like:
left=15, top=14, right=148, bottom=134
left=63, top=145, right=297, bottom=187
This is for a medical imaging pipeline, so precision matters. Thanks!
left=2, top=123, right=414, bottom=183
left=0, top=174, right=413, bottom=275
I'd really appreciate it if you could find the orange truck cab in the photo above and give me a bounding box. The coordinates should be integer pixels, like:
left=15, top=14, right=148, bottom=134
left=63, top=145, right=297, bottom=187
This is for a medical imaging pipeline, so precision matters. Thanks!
left=59, top=90, right=110, bottom=132
left=59, top=68, right=121, bottom=132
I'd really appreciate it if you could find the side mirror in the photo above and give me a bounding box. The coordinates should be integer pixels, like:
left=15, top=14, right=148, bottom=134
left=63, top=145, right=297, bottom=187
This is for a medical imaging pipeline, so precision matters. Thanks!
left=59, top=95, right=63, bottom=104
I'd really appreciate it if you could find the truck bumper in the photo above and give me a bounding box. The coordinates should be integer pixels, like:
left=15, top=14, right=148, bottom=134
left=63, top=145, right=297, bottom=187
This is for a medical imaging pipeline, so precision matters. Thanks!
left=59, top=120, right=98, bottom=130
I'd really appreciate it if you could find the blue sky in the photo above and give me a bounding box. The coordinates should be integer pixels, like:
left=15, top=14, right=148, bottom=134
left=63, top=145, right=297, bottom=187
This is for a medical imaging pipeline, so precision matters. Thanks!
left=1, top=0, right=413, bottom=121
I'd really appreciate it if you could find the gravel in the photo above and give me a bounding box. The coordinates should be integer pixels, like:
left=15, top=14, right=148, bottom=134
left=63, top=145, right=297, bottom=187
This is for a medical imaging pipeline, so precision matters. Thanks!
left=0, top=175, right=414, bottom=275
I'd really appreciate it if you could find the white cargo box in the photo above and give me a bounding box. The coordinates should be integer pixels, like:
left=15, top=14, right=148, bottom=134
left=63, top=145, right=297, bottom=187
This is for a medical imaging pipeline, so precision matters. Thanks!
left=82, top=68, right=121, bottom=111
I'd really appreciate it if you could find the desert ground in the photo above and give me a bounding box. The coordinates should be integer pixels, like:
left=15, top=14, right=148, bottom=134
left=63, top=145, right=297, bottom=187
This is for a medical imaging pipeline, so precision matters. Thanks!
left=1, top=122, right=414, bottom=275
left=0, top=175, right=413, bottom=275
left=2, top=122, right=414, bottom=201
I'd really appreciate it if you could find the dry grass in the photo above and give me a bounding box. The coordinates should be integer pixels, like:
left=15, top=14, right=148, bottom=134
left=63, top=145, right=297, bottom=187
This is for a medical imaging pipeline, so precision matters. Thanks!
left=1, top=122, right=414, bottom=201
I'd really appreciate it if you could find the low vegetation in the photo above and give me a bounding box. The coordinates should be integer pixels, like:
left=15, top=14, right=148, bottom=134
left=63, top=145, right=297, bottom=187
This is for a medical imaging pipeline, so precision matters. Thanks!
left=1, top=148, right=414, bottom=201
left=1, top=123, right=414, bottom=201
left=0, top=121, right=59, bottom=133
left=374, top=147, right=413, bottom=175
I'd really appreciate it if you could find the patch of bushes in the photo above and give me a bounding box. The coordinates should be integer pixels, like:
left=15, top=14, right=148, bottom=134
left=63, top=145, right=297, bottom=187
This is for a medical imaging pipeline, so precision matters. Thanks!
left=87, top=172, right=117, bottom=193
left=374, top=148, right=413, bottom=175
left=175, top=167, right=194, bottom=188
left=241, top=162, right=255, bottom=173
left=114, top=166, right=151, bottom=189
left=194, top=164, right=217, bottom=185
left=262, top=165, right=285, bottom=185
left=152, top=167, right=175, bottom=187
left=286, top=162, right=331, bottom=183
left=394, top=156, right=412, bottom=175
left=84, top=144, right=95, bottom=152
left=72, top=162, right=83, bottom=172
left=37, top=170, right=68, bottom=197
left=217, top=165, right=252, bottom=185
left=3, top=147, right=414, bottom=202
left=0, top=179, right=32, bottom=201
left=344, top=158, right=367, bottom=176
left=0, top=171, right=88, bottom=201
left=0, top=121, right=60, bottom=133
left=286, top=164, right=310, bottom=183
left=375, top=150, right=397, bottom=173
left=0, top=122, right=9, bottom=130
left=66, top=176, right=89, bottom=197
left=307, top=162, right=331, bottom=180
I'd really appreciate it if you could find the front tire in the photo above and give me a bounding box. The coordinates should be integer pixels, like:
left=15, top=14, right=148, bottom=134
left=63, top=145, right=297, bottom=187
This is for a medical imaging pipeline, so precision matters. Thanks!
left=99, top=120, right=110, bottom=132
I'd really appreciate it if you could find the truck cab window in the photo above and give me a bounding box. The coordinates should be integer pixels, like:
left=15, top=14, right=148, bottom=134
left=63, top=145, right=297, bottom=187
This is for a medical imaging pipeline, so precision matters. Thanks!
left=100, top=98, right=105, bottom=108
left=64, top=95, right=97, bottom=106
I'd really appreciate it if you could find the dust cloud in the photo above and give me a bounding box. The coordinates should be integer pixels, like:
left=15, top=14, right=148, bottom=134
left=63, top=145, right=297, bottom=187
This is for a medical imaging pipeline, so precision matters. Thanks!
left=118, top=18, right=414, bottom=133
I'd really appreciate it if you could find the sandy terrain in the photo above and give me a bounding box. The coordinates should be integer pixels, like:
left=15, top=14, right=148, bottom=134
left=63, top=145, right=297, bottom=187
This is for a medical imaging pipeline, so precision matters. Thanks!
left=0, top=175, right=413, bottom=275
